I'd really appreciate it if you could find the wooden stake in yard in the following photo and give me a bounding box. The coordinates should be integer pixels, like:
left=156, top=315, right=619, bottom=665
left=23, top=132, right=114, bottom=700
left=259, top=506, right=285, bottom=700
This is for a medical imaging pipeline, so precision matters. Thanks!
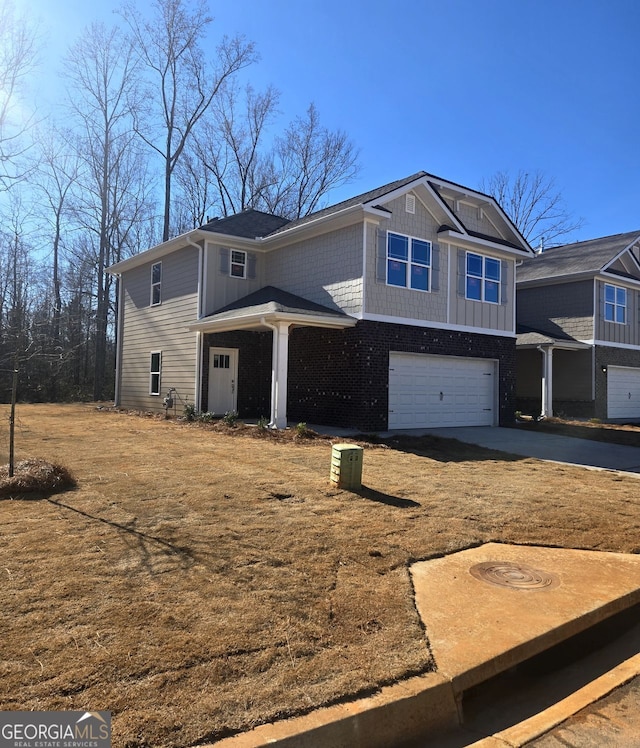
left=9, top=367, right=18, bottom=478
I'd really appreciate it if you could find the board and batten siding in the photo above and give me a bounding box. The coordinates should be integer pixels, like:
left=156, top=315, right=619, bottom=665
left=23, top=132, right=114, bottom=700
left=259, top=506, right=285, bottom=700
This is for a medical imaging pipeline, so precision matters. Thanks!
left=595, top=279, right=640, bottom=346
left=119, top=246, right=200, bottom=412
left=449, top=246, right=514, bottom=332
left=264, top=224, right=363, bottom=314
left=365, top=194, right=448, bottom=323
left=365, top=192, right=515, bottom=333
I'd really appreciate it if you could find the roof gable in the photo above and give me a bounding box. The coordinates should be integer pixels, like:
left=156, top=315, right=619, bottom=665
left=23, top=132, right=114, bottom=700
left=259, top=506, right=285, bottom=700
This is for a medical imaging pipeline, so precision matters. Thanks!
left=517, top=230, right=640, bottom=284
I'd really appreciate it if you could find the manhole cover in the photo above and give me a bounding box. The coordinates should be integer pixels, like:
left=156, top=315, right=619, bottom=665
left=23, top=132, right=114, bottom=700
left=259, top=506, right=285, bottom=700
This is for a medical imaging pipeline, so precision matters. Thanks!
left=470, top=561, right=559, bottom=590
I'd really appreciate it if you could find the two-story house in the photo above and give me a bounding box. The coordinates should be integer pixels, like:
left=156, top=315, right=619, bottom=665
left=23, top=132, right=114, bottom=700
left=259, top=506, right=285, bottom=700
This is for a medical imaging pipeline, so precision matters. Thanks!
left=108, top=171, right=533, bottom=432
left=516, top=230, right=640, bottom=421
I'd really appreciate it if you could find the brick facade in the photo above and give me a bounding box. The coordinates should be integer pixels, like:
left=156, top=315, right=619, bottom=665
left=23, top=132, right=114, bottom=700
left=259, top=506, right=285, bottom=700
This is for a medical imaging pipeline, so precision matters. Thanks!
left=202, top=321, right=516, bottom=431
left=595, top=345, right=640, bottom=421
left=202, top=331, right=272, bottom=417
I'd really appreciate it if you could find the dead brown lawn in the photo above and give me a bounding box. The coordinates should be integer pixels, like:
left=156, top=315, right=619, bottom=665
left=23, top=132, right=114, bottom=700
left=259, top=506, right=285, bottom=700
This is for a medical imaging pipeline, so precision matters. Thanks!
left=0, top=404, right=638, bottom=747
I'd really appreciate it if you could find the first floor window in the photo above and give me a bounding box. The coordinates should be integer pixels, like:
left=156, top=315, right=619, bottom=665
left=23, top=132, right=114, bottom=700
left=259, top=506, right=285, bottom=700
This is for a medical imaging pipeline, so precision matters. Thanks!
left=604, top=283, right=626, bottom=324
left=230, top=250, right=247, bottom=278
left=151, top=262, right=162, bottom=305
left=466, top=252, right=500, bottom=303
left=387, top=232, right=431, bottom=291
left=150, top=352, right=161, bottom=395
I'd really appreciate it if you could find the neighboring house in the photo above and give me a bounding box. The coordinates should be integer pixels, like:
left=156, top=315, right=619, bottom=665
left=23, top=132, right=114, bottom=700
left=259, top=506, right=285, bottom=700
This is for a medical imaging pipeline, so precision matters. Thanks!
left=516, top=230, right=640, bottom=421
left=107, top=171, right=532, bottom=432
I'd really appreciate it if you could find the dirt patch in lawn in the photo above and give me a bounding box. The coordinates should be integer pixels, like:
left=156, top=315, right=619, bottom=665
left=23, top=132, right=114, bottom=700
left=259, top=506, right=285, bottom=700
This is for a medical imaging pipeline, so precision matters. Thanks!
left=1, top=404, right=638, bottom=747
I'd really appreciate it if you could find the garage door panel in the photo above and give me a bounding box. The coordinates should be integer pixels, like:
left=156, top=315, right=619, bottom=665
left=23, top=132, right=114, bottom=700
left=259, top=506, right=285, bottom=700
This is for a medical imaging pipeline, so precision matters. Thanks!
left=607, top=366, right=640, bottom=420
left=388, top=353, right=496, bottom=429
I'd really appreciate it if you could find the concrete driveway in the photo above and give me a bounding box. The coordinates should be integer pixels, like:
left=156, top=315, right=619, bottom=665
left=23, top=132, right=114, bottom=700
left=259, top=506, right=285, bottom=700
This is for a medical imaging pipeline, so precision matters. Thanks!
left=405, top=426, right=640, bottom=474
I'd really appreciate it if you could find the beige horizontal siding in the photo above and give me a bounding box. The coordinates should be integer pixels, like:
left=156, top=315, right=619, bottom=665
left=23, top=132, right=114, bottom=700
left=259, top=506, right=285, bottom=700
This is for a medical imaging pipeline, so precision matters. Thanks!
left=118, top=246, right=200, bottom=412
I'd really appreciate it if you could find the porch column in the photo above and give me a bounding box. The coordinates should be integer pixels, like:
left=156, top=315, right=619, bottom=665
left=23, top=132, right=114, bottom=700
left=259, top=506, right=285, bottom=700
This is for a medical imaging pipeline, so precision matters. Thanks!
left=539, top=345, right=553, bottom=418
left=270, top=321, right=290, bottom=429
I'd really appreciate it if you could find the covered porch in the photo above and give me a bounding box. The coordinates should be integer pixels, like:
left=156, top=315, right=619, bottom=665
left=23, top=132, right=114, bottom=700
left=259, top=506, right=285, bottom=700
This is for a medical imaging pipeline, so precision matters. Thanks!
left=516, top=327, right=592, bottom=418
left=188, top=286, right=357, bottom=428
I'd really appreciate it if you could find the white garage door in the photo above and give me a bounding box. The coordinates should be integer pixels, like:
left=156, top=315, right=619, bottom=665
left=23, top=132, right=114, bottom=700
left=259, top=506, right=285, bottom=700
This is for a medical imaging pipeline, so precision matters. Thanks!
left=388, top=353, right=496, bottom=429
left=607, top=366, right=640, bottom=420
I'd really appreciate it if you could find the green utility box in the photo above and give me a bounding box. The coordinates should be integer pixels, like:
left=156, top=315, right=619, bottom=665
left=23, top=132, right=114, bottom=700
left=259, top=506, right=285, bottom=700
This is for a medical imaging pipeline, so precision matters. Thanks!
left=330, top=443, right=363, bottom=490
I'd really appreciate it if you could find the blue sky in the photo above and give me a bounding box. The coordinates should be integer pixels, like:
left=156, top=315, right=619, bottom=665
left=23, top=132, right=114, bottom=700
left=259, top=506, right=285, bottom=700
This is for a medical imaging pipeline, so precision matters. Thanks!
left=20, top=0, right=640, bottom=244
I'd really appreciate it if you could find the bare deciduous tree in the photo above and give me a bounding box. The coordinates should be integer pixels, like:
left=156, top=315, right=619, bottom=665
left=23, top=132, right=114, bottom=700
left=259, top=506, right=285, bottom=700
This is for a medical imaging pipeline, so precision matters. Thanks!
left=119, top=0, right=257, bottom=241
left=269, top=103, right=360, bottom=219
left=63, top=22, right=145, bottom=400
left=188, top=92, right=360, bottom=221
left=0, top=0, right=38, bottom=189
left=480, top=169, right=583, bottom=249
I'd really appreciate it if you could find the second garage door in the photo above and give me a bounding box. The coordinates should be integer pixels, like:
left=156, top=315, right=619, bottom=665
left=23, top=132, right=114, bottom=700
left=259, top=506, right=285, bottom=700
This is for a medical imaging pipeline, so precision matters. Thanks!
left=388, top=352, right=496, bottom=429
left=607, top=365, right=640, bottom=420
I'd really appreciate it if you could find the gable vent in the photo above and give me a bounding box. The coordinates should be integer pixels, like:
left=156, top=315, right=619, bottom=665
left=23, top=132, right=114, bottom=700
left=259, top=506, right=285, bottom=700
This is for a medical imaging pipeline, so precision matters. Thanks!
left=405, top=194, right=416, bottom=214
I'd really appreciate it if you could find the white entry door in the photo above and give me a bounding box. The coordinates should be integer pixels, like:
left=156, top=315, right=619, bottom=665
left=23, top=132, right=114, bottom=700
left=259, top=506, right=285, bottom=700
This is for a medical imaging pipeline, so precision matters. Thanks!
left=388, top=352, right=496, bottom=428
left=208, top=348, right=238, bottom=415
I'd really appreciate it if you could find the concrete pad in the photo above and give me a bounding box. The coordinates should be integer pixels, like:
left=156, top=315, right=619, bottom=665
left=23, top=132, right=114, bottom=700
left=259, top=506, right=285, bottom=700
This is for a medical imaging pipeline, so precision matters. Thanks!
left=416, top=426, right=640, bottom=474
left=211, top=672, right=459, bottom=748
left=411, top=543, right=640, bottom=695
left=211, top=543, right=640, bottom=747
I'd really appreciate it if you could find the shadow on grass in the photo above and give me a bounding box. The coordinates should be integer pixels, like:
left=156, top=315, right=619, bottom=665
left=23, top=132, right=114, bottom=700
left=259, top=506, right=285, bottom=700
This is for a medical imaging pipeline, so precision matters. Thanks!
left=46, top=497, right=197, bottom=573
left=357, top=433, right=523, bottom=464
left=357, top=485, right=421, bottom=509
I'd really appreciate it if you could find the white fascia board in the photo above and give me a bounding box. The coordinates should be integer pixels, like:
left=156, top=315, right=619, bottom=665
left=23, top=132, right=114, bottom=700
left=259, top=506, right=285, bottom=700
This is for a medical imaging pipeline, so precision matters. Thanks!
left=430, top=176, right=531, bottom=251
left=364, top=176, right=466, bottom=233
left=588, top=339, right=640, bottom=351
left=438, top=230, right=530, bottom=258
left=362, top=312, right=516, bottom=338
left=517, top=340, right=591, bottom=351
left=598, top=271, right=640, bottom=289
left=601, top=236, right=640, bottom=273
left=107, top=230, right=262, bottom=274
left=362, top=205, right=393, bottom=220
left=188, top=311, right=357, bottom=334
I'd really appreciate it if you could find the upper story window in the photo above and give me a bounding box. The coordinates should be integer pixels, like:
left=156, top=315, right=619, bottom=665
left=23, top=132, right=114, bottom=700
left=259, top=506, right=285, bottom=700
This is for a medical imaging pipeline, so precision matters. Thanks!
left=230, top=250, right=247, bottom=278
left=151, top=262, right=162, bottom=305
left=466, top=252, right=501, bottom=304
left=604, top=283, right=626, bottom=324
left=149, top=351, right=161, bottom=395
left=387, top=232, right=431, bottom=292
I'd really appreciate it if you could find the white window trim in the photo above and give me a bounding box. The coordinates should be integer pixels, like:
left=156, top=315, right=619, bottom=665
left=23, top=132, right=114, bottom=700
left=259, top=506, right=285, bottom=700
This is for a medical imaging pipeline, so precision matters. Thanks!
left=465, top=251, right=501, bottom=305
left=149, top=351, right=162, bottom=395
left=230, top=249, right=247, bottom=279
left=387, top=231, right=432, bottom=293
left=604, top=282, right=627, bottom=325
left=151, top=262, right=162, bottom=306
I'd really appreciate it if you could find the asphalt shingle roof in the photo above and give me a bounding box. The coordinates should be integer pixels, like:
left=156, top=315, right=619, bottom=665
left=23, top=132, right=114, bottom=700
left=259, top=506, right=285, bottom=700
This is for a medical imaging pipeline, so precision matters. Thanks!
left=207, top=286, right=350, bottom=321
left=199, top=210, right=290, bottom=238
left=517, top=230, right=640, bottom=283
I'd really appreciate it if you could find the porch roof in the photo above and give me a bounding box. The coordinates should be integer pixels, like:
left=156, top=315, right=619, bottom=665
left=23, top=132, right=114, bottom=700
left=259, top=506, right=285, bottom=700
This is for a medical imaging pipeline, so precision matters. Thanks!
left=516, top=325, right=590, bottom=351
left=188, top=285, right=358, bottom=333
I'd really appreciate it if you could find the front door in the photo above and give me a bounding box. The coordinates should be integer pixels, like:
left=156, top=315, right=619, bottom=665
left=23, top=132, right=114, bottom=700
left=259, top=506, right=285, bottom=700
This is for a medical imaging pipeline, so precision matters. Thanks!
left=208, top=348, right=238, bottom=415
